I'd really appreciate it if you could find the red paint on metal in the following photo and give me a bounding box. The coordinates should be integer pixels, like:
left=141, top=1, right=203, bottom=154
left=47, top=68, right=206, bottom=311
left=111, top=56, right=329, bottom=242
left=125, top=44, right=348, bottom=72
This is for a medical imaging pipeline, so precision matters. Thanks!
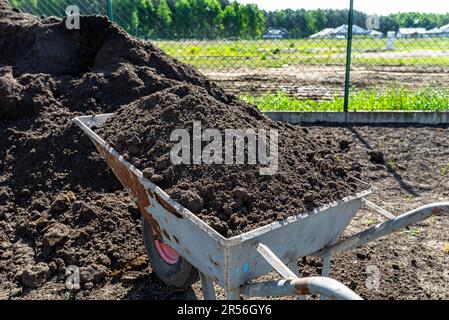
left=294, top=279, right=311, bottom=296
left=93, top=141, right=181, bottom=265
left=93, top=141, right=162, bottom=237
left=155, top=193, right=183, bottom=218
left=432, top=208, right=445, bottom=215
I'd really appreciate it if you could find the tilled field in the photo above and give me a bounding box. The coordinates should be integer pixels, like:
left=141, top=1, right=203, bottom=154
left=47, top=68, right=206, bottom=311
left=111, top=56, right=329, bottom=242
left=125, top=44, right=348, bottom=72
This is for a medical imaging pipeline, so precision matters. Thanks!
left=204, top=66, right=449, bottom=99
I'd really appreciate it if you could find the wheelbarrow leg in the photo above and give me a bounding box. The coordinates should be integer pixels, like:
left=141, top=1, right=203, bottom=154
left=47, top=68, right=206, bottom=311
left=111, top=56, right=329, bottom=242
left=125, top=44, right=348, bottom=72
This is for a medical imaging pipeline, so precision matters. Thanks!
left=320, top=254, right=331, bottom=300
left=321, top=254, right=331, bottom=277
left=254, top=242, right=360, bottom=300
left=200, top=273, right=216, bottom=300
left=288, top=262, right=306, bottom=300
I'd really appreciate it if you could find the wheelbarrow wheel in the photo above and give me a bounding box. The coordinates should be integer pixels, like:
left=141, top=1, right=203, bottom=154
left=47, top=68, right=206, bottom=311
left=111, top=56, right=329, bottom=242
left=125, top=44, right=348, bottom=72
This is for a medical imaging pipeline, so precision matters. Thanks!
left=141, top=218, right=199, bottom=288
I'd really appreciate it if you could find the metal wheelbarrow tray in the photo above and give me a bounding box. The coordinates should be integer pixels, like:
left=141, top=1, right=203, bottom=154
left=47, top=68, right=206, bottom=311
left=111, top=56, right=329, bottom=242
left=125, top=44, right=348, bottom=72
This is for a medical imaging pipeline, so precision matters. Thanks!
left=73, top=114, right=449, bottom=300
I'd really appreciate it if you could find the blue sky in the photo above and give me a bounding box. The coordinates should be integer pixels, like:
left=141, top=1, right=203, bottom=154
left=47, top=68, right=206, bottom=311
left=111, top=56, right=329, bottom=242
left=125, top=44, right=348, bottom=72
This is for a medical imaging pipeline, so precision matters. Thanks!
left=237, top=0, right=449, bottom=15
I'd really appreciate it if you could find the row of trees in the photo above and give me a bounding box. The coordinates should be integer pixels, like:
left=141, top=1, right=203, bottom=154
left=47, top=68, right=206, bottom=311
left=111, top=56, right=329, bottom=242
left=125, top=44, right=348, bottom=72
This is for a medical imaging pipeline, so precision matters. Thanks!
left=267, top=10, right=449, bottom=37
left=110, top=0, right=265, bottom=39
left=11, top=0, right=449, bottom=39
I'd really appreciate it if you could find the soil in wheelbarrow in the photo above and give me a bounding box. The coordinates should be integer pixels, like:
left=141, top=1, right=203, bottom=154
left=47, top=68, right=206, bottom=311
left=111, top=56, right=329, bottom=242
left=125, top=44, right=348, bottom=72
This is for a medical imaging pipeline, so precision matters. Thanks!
left=97, top=84, right=365, bottom=237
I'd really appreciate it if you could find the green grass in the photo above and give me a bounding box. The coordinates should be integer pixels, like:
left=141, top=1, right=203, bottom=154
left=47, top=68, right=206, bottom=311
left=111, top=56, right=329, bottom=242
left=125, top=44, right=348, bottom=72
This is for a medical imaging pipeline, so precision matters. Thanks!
left=440, top=163, right=449, bottom=176
left=155, top=38, right=449, bottom=69
left=398, top=227, right=423, bottom=237
left=241, top=85, right=449, bottom=111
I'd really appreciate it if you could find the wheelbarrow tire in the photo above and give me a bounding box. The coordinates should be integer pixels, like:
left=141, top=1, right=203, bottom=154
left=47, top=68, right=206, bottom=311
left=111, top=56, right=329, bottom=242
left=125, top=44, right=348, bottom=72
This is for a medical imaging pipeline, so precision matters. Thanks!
left=141, top=218, right=199, bottom=289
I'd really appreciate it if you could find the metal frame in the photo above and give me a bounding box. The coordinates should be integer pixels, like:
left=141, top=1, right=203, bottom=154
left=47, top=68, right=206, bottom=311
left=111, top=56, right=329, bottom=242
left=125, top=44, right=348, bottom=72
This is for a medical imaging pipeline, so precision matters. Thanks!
left=107, top=0, right=113, bottom=21
left=344, top=0, right=355, bottom=113
left=73, top=114, right=449, bottom=300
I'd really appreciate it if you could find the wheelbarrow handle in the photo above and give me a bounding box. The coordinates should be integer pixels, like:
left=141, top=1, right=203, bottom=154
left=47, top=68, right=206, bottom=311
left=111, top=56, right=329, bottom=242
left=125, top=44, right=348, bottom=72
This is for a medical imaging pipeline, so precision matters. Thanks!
left=241, top=277, right=362, bottom=300
left=249, top=242, right=361, bottom=300
left=315, top=202, right=449, bottom=257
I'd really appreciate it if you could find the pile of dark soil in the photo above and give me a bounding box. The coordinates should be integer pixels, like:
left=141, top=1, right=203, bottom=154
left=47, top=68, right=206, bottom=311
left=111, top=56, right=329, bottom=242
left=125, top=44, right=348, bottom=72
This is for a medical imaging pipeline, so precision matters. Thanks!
left=0, top=2, right=230, bottom=121
left=98, top=84, right=364, bottom=237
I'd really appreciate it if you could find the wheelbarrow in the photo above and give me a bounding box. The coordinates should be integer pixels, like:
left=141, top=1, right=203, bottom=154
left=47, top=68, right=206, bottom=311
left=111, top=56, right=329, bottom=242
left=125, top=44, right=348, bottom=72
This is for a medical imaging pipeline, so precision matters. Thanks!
left=73, top=114, right=449, bottom=300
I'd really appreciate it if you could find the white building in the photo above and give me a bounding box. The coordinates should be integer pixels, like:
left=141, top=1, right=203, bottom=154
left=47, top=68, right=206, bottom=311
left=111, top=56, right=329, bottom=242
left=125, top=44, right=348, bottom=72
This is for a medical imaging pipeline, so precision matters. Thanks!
left=262, top=28, right=289, bottom=39
left=369, top=30, right=383, bottom=38
left=309, top=28, right=334, bottom=39
left=310, top=25, right=377, bottom=39
left=427, top=24, right=449, bottom=37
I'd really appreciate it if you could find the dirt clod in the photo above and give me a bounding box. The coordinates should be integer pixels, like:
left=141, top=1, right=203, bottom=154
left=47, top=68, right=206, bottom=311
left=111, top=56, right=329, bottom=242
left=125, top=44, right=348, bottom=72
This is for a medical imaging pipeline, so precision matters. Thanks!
left=179, top=190, right=204, bottom=214
left=150, top=174, right=164, bottom=183
left=19, top=263, right=50, bottom=288
left=142, top=167, right=154, bottom=179
left=42, top=223, right=70, bottom=247
left=368, top=150, right=385, bottom=164
left=79, top=264, right=109, bottom=284
left=338, top=139, right=352, bottom=151
left=50, top=192, right=76, bottom=213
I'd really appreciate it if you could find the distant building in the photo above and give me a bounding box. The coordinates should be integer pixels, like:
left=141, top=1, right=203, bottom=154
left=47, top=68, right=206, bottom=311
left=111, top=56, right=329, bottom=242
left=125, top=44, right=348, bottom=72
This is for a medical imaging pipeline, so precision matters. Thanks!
left=369, top=30, right=383, bottom=38
left=427, top=24, right=449, bottom=37
left=310, top=24, right=376, bottom=39
left=441, top=24, right=449, bottom=35
left=262, top=28, right=289, bottom=39
left=397, top=28, right=427, bottom=38
left=427, top=27, right=441, bottom=36
left=309, top=28, right=335, bottom=39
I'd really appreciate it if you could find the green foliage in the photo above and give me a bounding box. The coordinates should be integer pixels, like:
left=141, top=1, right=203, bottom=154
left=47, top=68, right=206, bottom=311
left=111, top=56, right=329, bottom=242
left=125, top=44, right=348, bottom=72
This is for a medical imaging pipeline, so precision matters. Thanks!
left=11, top=0, right=449, bottom=40
left=440, top=163, right=449, bottom=176
left=241, top=85, right=449, bottom=112
left=156, top=0, right=172, bottom=37
left=131, top=10, right=139, bottom=33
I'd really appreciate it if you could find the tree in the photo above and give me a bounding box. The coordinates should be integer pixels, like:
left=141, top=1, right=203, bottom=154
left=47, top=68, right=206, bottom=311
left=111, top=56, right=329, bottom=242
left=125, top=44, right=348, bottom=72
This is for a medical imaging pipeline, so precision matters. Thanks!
left=221, top=2, right=241, bottom=38
left=379, top=16, right=399, bottom=33
left=156, top=0, right=172, bottom=38
left=240, top=3, right=265, bottom=39
left=132, top=10, right=139, bottom=35
left=11, top=1, right=449, bottom=40
left=314, top=9, right=328, bottom=32
left=137, top=0, right=157, bottom=38
left=172, top=0, right=193, bottom=38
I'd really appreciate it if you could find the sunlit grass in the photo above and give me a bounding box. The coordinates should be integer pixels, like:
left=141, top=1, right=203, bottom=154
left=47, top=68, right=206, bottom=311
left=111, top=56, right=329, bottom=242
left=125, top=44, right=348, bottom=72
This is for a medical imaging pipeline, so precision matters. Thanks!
left=155, top=38, right=449, bottom=69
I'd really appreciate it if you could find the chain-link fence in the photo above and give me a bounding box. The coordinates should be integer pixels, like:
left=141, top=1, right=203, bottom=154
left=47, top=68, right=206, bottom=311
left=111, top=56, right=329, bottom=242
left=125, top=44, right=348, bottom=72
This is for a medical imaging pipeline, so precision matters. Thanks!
left=10, top=0, right=449, bottom=111
left=10, top=0, right=107, bottom=17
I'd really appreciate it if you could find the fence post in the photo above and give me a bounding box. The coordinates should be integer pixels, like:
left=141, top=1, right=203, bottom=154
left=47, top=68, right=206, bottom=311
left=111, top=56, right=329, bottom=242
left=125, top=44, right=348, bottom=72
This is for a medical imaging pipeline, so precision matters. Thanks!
left=107, top=0, right=113, bottom=21
left=343, top=0, right=354, bottom=113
